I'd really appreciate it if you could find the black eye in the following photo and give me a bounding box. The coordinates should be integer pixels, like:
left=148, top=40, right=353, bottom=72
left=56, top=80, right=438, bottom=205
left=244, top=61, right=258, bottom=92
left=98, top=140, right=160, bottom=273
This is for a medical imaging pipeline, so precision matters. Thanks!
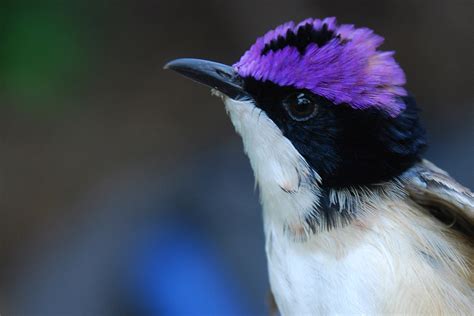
left=283, top=92, right=318, bottom=121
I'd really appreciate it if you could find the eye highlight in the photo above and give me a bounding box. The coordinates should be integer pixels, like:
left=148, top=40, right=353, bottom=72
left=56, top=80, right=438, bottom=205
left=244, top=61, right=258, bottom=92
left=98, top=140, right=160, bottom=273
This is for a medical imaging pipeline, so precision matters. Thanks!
left=283, top=92, right=318, bottom=121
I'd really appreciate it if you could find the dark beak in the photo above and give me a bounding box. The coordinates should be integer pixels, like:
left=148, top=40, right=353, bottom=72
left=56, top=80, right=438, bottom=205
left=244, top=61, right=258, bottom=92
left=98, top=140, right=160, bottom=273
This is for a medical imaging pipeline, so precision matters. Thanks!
left=164, top=58, right=250, bottom=100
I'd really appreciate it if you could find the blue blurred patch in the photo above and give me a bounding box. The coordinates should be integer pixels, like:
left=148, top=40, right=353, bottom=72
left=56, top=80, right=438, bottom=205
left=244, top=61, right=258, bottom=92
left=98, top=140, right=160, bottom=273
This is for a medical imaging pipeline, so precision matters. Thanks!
left=128, top=219, right=249, bottom=316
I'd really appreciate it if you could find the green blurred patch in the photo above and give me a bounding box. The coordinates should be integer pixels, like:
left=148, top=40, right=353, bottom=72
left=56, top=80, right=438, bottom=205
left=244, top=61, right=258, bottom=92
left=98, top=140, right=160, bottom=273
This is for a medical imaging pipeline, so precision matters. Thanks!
left=1, top=4, right=87, bottom=112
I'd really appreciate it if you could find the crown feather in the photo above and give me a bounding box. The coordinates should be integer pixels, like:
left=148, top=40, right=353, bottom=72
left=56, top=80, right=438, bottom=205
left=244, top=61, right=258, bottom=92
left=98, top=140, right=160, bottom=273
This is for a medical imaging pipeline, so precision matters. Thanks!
left=234, top=17, right=407, bottom=117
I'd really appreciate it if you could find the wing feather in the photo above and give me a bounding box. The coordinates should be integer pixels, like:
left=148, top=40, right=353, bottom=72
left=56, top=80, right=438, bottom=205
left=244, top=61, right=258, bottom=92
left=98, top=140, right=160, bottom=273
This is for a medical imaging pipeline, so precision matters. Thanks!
left=403, top=159, right=474, bottom=236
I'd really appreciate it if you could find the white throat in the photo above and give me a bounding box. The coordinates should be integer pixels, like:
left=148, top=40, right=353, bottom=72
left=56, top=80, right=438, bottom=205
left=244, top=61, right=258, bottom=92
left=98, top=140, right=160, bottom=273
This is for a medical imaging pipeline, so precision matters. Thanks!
left=223, top=96, right=324, bottom=238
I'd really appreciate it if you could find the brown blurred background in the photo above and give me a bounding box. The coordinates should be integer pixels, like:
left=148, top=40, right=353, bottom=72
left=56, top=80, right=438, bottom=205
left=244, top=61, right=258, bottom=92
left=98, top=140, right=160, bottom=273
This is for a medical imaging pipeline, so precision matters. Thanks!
left=1, top=1, right=473, bottom=315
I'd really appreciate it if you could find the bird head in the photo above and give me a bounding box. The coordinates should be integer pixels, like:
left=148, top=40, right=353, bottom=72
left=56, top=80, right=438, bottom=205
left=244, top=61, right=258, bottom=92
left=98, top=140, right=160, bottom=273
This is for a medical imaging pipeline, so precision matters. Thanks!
left=166, top=17, right=426, bottom=234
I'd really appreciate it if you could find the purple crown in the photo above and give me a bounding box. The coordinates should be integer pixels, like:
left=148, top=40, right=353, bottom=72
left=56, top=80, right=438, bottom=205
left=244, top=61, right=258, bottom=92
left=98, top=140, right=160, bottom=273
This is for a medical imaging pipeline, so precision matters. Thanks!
left=233, top=17, right=407, bottom=117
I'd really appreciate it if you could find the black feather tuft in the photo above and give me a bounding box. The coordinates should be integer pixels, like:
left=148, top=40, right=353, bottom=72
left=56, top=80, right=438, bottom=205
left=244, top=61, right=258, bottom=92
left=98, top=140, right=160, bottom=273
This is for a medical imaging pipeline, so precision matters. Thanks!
left=261, top=23, right=337, bottom=55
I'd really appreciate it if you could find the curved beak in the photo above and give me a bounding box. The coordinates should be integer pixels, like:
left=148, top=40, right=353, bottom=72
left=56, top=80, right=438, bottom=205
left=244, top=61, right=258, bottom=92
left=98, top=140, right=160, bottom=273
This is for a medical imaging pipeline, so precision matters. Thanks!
left=164, top=58, right=250, bottom=100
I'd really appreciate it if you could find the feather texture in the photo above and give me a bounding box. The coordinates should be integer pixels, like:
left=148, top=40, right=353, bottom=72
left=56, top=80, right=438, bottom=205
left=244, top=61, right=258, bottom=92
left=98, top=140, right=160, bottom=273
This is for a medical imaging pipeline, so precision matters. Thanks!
left=234, top=17, right=407, bottom=116
left=404, top=159, right=474, bottom=236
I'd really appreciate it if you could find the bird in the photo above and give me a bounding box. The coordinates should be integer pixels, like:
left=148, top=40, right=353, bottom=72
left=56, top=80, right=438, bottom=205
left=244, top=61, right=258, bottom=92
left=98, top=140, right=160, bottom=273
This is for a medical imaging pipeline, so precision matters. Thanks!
left=165, top=17, right=473, bottom=315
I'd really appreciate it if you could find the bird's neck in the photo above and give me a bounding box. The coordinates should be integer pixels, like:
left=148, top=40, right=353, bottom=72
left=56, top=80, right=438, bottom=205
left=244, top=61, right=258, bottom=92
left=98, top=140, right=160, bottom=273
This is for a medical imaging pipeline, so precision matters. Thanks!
left=259, top=173, right=406, bottom=241
left=224, top=97, right=406, bottom=240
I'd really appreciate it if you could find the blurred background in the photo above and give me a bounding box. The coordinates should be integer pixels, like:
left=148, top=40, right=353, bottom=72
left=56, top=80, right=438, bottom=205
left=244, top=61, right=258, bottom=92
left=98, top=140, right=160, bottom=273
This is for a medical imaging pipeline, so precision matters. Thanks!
left=1, top=0, right=473, bottom=315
